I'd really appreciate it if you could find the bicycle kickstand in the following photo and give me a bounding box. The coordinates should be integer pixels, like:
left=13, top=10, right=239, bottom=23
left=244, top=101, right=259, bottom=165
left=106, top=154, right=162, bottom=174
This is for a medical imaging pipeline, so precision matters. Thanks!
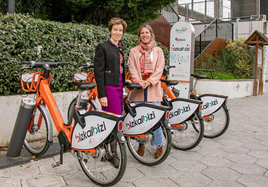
left=52, top=144, right=64, bottom=168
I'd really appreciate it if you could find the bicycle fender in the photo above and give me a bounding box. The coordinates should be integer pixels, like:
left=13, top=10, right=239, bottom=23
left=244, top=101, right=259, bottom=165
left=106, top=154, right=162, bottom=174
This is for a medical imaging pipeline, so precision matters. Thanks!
left=199, top=94, right=226, bottom=116
left=123, top=106, right=165, bottom=135
left=168, top=98, right=201, bottom=124
left=71, top=113, right=118, bottom=150
left=116, top=131, right=126, bottom=143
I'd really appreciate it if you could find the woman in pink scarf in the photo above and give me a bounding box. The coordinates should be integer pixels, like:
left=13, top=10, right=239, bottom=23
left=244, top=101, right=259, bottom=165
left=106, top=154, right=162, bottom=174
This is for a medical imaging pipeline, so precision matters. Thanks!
left=127, top=24, right=165, bottom=159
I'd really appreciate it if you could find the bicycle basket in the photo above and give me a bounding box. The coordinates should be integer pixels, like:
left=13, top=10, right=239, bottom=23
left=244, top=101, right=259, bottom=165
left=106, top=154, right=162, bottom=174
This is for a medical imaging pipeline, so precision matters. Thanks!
left=73, top=71, right=94, bottom=83
left=172, top=87, right=180, bottom=97
left=20, top=72, right=41, bottom=92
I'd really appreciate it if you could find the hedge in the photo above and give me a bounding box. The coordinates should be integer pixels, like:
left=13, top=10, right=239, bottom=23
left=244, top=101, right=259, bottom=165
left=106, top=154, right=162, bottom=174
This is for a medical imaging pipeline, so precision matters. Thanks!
left=0, top=14, right=169, bottom=96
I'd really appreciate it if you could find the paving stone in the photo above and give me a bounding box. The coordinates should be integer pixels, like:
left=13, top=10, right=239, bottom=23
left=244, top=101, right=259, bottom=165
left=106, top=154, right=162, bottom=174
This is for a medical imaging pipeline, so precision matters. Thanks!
left=120, top=167, right=145, bottom=183
left=171, top=150, right=204, bottom=161
left=255, top=158, right=268, bottom=169
left=247, top=150, right=268, bottom=159
left=220, top=145, right=250, bottom=154
left=63, top=170, right=97, bottom=186
left=0, top=178, right=21, bottom=187
left=199, top=156, right=234, bottom=167
left=237, top=174, right=268, bottom=187
left=202, top=167, right=241, bottom=181
left=206, top=180, right=245, bottom=187
left=195, top=147, right=226, bottom=157
left=241, top=143, right=268, bottom=151
left=170, top=171, right=211, bottom=187
left=137, top=163, right=178, bottom=177
left=133, top=176, right=178, bottom=187
left=22, top=175, right=66, bottom=187
left=170, top=159, right=207, bottom=172
left=0, top=163, right=40, bottom=179
left=39, top=161, right=79, bottom=176
left=223, top=153, right=257, bottom=163
left=230, top=163, right=267, bottom=175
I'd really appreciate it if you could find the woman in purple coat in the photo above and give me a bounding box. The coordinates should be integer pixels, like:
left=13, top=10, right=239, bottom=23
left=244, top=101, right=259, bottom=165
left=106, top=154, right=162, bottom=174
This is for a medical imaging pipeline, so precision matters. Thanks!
left=93, top=17, right=127, bottom=168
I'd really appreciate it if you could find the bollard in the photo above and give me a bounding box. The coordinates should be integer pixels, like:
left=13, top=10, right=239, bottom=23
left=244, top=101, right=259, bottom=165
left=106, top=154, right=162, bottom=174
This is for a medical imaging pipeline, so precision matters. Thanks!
left=6, top=98, right=36, bottom=157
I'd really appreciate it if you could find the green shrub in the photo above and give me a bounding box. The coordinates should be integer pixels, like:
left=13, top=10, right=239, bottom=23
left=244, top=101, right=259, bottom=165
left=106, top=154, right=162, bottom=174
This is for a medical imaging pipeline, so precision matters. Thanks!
left=224, top=38, right=254, bottom=78
left=195, top=38, right=254, bottom=79
left=0, top=14, right=169, bottom=96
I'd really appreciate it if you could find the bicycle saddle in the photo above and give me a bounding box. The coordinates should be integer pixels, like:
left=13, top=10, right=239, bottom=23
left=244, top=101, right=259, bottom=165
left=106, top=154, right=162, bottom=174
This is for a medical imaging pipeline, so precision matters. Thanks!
left=126, top=83, right=142, bottom=90
left=72, top=82, right=96, bottom=90
left=191, top=74, right=207, bottom=79
left=161, top=79, right=179, bottom=86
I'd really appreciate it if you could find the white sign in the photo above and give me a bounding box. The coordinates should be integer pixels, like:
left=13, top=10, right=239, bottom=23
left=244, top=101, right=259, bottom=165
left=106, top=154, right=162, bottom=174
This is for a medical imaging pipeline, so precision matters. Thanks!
left=169, top=22, right=195, bottom=98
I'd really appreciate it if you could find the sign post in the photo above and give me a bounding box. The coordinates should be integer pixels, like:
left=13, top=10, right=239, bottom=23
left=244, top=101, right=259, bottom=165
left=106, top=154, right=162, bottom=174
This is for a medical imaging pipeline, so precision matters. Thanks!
left=168, top=21, right=195, bottom=98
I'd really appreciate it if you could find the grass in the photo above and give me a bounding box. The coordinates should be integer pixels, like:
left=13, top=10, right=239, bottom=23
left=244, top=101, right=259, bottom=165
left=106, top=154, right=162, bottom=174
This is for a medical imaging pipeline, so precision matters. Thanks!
left=194, top=70, right=252, bottom=80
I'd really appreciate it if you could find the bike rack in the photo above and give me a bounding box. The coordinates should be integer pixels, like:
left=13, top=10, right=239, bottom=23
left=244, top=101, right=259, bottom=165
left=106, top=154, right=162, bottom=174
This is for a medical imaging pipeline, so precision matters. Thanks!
left=6, top=98, right=36, bottom=157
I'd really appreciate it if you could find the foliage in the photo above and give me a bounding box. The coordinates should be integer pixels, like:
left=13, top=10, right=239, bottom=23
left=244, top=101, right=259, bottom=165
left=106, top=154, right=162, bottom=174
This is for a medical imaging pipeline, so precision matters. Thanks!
left=0, top=14, right=169, bottom=96
left=223, top=38, right=254, bottom=78
left=195, top=38, right=254, bottom=79
left=0, top=0, right=176, bottom=34
left=194, top=71, right=245, bottom=80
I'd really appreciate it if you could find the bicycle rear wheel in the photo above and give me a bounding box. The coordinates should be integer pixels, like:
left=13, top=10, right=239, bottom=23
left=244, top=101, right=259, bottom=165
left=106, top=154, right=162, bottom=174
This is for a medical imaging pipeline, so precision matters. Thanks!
left=126, top=124, right=172, bottom=166
left=203, top=105, right=230, bottom=138
left=24, top=104, right=50, bottom=157
left=171, top=113, right=204, bottom=150
left=77, top=140, right=127, bottom=186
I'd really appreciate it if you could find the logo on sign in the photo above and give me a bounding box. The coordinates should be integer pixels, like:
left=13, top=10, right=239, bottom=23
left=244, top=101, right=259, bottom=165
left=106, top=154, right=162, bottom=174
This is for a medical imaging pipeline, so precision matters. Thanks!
left=126, top=111, right=156, bottom=129
left=175, top=38, right=186, bottom=42
left=175, top=27, right=187, bottom=33
left=171, top=46, right=190, bottom=51
left=169, top=105, right=191, bottom=119
left=202, top=99, right=218, bottom=110
left=75, top=122, right=107, bottom=143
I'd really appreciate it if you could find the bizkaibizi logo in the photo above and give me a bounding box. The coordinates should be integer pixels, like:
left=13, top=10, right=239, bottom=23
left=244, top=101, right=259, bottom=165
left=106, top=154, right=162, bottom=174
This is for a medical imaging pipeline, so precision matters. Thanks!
left=202, top=99, right=218, bottom=110
left=75, top=121, right=107, bottom=143
left=169, top=104, right=191, bottom=119
left=126, top=111, right=156, bottom=129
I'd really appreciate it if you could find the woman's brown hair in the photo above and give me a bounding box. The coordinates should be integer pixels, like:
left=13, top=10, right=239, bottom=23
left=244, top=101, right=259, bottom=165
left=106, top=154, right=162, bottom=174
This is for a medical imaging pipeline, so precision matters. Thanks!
left=108, top=17, right=127, bottom=34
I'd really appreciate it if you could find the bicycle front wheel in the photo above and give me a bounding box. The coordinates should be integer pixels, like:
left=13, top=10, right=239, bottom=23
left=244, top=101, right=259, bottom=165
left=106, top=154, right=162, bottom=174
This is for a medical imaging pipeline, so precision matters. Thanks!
left=24, top=104, right=50, bottom=157
left=67, top=97, right=100, bottom=119
left=171, top=113, right=204, bottom=151
left=77, top=140, right=127, bottom=186
left=203, top=105, right=230, bottom=138
left=126, top=124, right=172, bottom=166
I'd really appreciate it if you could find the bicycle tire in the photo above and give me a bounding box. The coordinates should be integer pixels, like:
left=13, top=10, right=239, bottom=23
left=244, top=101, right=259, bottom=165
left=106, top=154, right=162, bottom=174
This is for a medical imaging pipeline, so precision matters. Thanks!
left=67, top=97, right=100, bottom=119
left=24, top=104, right=50, bottom=157
left=77, top=140, right=127, bottom=186
left=171, top=113, right=204, bottom=150
left=126, top=124, right=172, bottom=166
left=203, top=104, right=230, bottom=138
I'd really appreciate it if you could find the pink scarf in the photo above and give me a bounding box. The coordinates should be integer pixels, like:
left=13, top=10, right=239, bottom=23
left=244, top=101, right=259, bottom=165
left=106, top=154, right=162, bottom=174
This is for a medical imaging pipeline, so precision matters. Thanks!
left=139, top=42, right=155, bottom=75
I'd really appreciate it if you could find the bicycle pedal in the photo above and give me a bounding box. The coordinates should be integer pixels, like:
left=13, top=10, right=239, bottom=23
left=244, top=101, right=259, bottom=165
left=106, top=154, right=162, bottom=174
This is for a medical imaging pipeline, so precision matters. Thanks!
left=52, top=161, right=62, bottom=168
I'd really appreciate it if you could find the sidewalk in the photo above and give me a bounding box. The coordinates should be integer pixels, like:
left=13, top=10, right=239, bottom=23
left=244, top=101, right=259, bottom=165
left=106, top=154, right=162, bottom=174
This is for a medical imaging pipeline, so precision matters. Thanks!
left=1, top=94, right=268, bottom=187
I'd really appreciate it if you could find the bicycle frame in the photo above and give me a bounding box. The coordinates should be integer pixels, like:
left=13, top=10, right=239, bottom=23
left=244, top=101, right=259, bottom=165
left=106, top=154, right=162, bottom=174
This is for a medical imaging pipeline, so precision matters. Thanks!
left=22, top=62, right=124, bottom=154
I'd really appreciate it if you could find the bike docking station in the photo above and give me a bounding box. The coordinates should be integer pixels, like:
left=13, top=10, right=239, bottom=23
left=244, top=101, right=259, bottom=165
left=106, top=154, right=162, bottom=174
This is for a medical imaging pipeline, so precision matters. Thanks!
left=7, top=98, right=36, bottom=157
left=168, top=21, right=195, bottom=98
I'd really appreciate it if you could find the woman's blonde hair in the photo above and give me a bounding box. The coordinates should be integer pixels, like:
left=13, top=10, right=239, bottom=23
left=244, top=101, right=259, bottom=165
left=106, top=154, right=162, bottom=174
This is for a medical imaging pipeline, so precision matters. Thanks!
left=108, top=17, right=127, bottom=34
left=137, top=24, right=157, bottom=45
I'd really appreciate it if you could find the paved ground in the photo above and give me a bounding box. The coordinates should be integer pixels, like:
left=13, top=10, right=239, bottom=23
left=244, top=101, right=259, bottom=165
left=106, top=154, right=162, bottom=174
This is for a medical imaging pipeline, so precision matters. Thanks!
left=1, top=94, right=268, bottom=187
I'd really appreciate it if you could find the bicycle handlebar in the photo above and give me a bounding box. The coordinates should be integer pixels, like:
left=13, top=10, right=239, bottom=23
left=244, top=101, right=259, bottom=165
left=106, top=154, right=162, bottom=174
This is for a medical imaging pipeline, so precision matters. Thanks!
left=80, top=62, right=94, bottom=68
left=21, top=61, right=69, bottom=68
left=163, top=65, right=176, bottom=76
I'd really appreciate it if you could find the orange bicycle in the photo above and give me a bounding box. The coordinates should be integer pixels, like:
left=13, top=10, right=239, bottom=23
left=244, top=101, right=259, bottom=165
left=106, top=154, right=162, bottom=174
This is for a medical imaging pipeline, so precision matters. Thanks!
left=17, top=61, right=127, bottom=186
left=68, top=63, right=172, bottom=166
left=125, top=66, right=204, bottom=151
left=161, top=66, right=230, bottom=139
